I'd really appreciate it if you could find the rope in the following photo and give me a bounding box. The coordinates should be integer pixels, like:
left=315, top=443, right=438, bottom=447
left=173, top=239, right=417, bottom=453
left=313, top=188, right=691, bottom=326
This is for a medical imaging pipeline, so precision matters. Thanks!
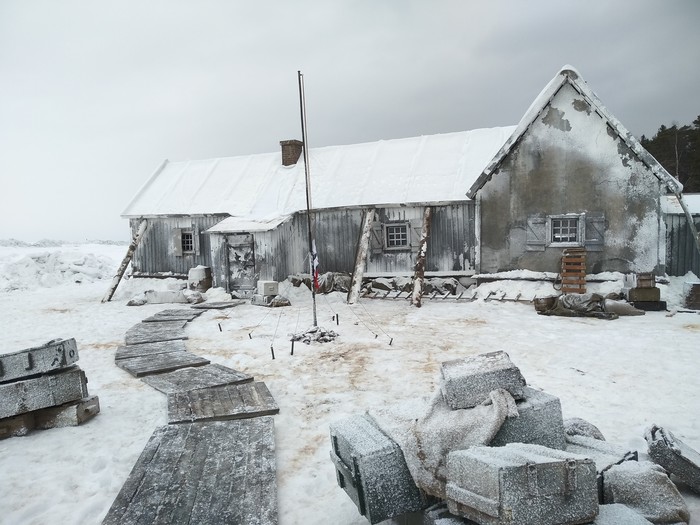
left=356, top=298, right=393, bottom=341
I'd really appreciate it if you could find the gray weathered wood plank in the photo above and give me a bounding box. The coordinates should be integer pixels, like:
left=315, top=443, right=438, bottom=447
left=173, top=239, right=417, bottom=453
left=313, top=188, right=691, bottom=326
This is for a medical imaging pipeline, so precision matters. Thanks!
left=124, top=321, right=188, bottom=345
left=102, top=418, right=277, bottom=525
left=190, top=300, right=245, bottom=310
left=116, top=352, right=210, bottom=378
left=34, top=395, right=100, bottom=429
left=0, top=366, right=89, bottom=419
left=0, top=338, right=79, bottom=383
left=114, top=340, right=187, bottom=361
left=140, top=363, right=253, bottom=394
left=142, top=309, right=203, bottom=323
left=167, top=382, right=279, bottom=424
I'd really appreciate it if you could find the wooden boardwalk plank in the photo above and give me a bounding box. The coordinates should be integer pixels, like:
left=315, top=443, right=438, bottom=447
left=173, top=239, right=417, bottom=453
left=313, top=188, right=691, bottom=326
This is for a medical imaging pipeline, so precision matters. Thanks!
left=114, top=340, right=187, bottom=361
left=116, top=352, right=210, bottom=378
left=190, top=301, right=245, bottom=310
left=103, top=418, right=277, bottom=525
left=142, top=309, right=203, bottom=323
left=168, top=382, right=279, bottom=424
left=124, top=321, right=188, bottom=345
left=140, top=364, right=253, bottom=394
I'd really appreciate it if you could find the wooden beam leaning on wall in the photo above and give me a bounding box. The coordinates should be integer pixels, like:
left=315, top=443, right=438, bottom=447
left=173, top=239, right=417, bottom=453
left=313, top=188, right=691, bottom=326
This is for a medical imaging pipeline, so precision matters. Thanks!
left=347, top=209, right=375, bottom=304
left=102, top=219, right=148, bottom=303
left=411, top=207, right=432, bottom=307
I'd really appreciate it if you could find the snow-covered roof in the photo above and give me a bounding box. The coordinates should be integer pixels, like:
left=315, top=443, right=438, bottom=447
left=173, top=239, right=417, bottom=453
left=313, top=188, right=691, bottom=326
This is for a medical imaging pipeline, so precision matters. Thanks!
left=121, top=127, right=516, bottom=222
left=661, top=194, right=700, bottom=215
left=467, top=65, right=683, bottom=198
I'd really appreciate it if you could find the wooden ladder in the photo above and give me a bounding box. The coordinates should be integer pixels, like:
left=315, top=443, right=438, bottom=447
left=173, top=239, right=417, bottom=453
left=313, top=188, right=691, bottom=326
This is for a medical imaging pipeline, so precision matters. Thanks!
left=561, top=247, right=586, bottom=294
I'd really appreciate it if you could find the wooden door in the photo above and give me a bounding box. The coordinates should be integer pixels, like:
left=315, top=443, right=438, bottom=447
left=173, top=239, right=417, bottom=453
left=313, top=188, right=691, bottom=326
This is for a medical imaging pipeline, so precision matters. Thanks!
left=228, top=234, right=256, bottom=292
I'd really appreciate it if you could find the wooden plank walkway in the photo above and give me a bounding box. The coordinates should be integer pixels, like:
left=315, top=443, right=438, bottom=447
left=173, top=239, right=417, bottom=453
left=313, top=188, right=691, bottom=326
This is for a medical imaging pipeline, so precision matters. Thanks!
left=116, top=352, right=210, bottom=378
left=168, top=382, right=279, bottom=424
left=142, top=309, right=203, bottom=323
left=142, top=364, right=253, bottom=394
left=102, top=417, right=278, bottom=525
left=124, top=321, right=188, bottom=345
left=191, top=301, right=245, bottom=310
left=115, top=340, right=187, bottom=361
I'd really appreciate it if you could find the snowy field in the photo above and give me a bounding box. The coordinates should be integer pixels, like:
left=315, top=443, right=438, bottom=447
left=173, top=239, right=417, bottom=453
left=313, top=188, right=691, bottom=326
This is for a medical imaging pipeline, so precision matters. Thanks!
left=0, top=243, right=699, bottom=525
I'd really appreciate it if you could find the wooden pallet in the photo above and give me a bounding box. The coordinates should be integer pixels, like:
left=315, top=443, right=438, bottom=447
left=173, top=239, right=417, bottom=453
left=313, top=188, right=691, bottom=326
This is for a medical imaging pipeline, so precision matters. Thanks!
left=102, top=418, right=278, bottom=525
left=561, top=248, right=586, bottom=294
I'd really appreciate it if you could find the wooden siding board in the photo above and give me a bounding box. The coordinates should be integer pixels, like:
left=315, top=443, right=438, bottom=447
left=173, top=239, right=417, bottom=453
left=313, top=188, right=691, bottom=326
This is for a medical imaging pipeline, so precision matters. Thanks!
left=666, top=214, right=700, bottom=276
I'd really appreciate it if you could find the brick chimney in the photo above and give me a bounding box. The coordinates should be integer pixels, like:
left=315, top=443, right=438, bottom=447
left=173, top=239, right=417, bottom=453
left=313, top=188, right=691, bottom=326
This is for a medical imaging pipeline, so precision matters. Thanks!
left=280, top=139, right=303, bottom=166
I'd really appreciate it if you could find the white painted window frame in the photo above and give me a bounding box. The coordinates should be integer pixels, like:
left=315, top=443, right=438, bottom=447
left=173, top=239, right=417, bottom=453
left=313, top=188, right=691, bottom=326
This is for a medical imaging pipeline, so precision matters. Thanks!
left=383, top=222, right=410, bottom=251
left=546, top=213, right=586, bottom=248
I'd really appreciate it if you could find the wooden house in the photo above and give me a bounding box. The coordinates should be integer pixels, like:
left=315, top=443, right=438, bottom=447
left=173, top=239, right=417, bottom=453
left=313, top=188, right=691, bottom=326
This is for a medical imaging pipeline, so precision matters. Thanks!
left=122, top=65, right=694, bottom=293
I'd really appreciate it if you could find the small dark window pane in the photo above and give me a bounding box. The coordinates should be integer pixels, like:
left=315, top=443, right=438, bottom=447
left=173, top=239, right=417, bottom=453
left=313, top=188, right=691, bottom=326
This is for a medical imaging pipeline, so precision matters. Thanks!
left=386, top=224, right=408, bottom=247
left=181, top=232, right=194, bottom=253
left=552, top=218, right=578, bottom=243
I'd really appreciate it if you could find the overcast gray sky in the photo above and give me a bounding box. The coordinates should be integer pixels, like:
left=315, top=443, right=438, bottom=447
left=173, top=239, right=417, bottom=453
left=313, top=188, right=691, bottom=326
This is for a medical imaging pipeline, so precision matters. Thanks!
left=2, top=1, right=699, bottom=242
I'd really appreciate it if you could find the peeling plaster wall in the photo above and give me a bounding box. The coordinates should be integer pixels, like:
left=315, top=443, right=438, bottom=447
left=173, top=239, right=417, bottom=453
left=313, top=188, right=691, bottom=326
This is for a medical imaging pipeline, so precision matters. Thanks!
left=478, top=83, right=666, bottom=274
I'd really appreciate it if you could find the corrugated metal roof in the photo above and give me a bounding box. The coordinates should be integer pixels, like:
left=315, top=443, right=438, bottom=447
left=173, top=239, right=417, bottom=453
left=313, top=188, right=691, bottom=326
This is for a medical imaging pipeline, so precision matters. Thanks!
left=122, top=127, right=516, bottom=220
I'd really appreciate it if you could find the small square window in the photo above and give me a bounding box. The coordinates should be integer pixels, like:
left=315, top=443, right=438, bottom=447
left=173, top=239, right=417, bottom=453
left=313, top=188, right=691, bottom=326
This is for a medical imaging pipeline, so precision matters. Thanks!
left=551, top=217, right=579, bottom=243
left=181, top=231, right=194, bottom=253
left=385, top=223, right=409, bottom=249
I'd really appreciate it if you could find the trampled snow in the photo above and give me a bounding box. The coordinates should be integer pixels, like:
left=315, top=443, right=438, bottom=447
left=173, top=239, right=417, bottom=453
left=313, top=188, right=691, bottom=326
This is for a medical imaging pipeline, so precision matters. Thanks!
left=0, top=243, right=698, bottom=524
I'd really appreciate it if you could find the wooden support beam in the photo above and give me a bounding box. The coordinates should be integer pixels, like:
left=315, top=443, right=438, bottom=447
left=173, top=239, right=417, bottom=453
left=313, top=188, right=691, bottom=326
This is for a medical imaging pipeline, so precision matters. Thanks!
left=411, top=207, right=432, bottom=307
left=102, top=219, right=148, bottom=303
left=347, top=209, right=374, bottom=304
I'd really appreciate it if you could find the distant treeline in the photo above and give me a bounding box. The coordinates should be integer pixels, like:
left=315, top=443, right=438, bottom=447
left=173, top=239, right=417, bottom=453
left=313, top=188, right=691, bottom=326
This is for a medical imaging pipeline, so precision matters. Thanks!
left=641, top=116, right=700, bottom=193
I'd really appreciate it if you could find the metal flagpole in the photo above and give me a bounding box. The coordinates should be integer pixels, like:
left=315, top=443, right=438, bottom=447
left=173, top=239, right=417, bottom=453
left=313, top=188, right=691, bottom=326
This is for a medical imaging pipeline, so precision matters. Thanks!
left=298, top=70, right=318, bottom=327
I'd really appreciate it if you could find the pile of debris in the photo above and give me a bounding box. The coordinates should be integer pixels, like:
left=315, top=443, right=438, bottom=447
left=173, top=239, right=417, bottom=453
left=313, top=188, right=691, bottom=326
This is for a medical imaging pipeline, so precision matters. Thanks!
left=0, top=338, right=99, bottom=439
left=290, top=326, right=338, bottom=345
left=329, top=351, right=696, bottom=524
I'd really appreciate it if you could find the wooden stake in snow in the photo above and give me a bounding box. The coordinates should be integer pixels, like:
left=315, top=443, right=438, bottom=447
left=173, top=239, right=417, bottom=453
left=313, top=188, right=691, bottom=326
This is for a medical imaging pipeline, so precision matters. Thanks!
left=347, top=208, right=375, bottom=304
left=411, top=207, right=432, bottom=308
left=101, top=219, right=148, bottom=303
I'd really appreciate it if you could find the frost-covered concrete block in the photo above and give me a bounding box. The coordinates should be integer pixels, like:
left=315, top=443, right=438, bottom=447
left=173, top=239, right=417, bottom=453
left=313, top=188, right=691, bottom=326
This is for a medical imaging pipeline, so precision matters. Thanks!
left=257, top=281, right=278, bottom=296
left=440, top=351, right=526, bottom=409
left=490, top=387, right=566, bottom=450
left=645, top=424, right=700, bottom=494
left=592, top=504, right=652, bottom=524
left=0, top=338, right=78, bottom=383
left=566, top=434, right=637, bottom=501
left=329, top=413, right=428, bottom=524
left=446, top=443, right=598, bottom=525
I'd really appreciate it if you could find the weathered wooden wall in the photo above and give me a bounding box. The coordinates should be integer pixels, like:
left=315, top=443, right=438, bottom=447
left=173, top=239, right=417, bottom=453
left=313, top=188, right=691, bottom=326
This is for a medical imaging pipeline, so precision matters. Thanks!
left=209, top=203, right=476, bottom=291
left=665, top=214, right=700, bottom=276
left=130, top=216, right=226, bottom=275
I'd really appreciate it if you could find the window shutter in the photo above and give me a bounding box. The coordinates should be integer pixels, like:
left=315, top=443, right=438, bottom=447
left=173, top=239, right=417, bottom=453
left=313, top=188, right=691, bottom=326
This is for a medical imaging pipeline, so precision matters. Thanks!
left=194, top=226, right=201, bottom=255
left=370, top=223, right=383, bottom=254
left=526, top=216, right=546, bottom=251
left=410, top=218, right=423, bottom=253
left=172, top=228, right=183, bottom=257
left=585, top=214, right=605, bottom=251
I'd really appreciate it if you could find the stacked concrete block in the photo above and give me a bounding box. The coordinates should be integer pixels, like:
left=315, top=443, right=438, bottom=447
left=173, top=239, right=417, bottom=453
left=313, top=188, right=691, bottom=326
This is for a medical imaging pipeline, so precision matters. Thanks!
left=445, top=443, right=598, bottom=525
left=565, top=434, right=637, bottom=501
left=329, top=413, right=429, bottom=524
left=627, top=272, right=666, bottom=311
left=490, top=387, right=567, bottom=450
left=440, top=351, right=526, bottom=409
left=0, top=338, right=99, bottom=440
left=645, top=424, right=700, bottom=494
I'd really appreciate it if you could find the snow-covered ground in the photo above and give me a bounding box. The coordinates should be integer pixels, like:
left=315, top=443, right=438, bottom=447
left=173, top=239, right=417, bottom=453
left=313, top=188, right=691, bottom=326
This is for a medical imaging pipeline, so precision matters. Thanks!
left=0, top=243, right=699, bottom=525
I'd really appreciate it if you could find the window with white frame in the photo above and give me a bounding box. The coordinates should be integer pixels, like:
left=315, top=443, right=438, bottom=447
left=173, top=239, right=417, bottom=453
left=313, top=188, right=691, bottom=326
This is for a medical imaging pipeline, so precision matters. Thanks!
left=526, top=213, right=605, bottom=252
left=550, top=216, right=580, bottom=245
left=384, top=222, right=409, bottom=249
